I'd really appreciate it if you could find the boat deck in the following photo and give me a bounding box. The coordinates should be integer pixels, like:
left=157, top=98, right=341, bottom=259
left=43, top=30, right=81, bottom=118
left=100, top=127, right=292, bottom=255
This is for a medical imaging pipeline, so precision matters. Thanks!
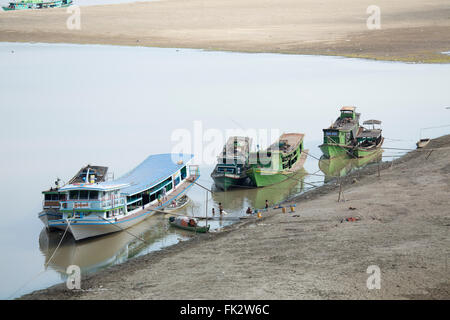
left=330, top=113, right=361, bottom=131
left=121, top=175, right=199, bottom=220
left=357, top=129, right=382, bottom=138
left=286, top=149, right=309, bottom=173
left=269, top=133, right=304, bottom=154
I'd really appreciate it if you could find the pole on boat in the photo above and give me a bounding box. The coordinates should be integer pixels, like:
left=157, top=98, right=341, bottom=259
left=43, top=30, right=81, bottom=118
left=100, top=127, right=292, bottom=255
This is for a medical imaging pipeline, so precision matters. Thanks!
left=205, top=190, right=208, bottom=229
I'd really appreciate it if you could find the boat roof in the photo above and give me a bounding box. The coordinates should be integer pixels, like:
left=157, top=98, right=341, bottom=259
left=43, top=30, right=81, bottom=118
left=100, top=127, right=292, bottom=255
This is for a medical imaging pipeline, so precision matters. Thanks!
left=60, top=153, right=194, bottom=195
left=112, top=153, right=194, bottom=196
left=357, top=129, right=382, bottom=138
left=329, top=112, right=360, bottom=131
left=340, top=106, right=356, bottom=112
left=68, top=165, right=108, bottom=184
left=59, top=183, right=129, bottom=192
left=363, top=120, right=382, bottom=125
left=269, top=133, right=304, bottom=154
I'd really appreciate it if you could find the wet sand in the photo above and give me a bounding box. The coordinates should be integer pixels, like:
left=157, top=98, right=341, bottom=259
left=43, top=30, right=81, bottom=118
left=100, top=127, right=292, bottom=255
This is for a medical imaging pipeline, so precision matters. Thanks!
left=22, top=135, right=450, bottom=299
left=1, top=0, right=450, bottom=63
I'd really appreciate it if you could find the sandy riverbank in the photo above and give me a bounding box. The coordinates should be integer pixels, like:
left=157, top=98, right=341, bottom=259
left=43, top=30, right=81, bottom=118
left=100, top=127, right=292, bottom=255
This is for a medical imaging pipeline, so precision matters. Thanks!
left=1, top=0, right=449, bottom=63
left=22, top=135, right=450, bottom=299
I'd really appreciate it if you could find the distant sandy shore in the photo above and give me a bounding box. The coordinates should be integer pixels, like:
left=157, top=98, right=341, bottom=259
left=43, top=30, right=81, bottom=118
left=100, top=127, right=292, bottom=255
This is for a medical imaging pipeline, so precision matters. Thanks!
left=21, top=135, right=450, bottom=299
left=1, top=0, right=449, bottom=62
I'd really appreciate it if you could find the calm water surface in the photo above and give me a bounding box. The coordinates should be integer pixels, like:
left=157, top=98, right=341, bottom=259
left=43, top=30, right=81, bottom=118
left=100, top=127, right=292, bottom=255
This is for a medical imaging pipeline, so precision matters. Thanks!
left=0, top=42, right=449, bottom=299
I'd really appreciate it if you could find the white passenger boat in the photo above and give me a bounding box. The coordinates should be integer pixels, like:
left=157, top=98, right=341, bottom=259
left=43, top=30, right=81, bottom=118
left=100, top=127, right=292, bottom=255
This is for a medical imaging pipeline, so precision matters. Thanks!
left=47, top=154, right=199, bottom=241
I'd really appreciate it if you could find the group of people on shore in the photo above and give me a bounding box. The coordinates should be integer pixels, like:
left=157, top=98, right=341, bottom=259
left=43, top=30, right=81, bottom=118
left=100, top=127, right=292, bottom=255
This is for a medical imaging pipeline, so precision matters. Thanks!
left=211, top=200, right=270, bottom=216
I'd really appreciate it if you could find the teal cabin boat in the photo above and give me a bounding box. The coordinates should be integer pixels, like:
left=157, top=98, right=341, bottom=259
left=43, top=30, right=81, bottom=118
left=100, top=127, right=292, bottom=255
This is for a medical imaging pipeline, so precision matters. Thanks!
left=2, top=0, right=73, bottom=11
left=246, top=133, right=308, bottom=188
left=319, top=106, right=361, bottom=158
left=211, top=136, right=252, bottom=191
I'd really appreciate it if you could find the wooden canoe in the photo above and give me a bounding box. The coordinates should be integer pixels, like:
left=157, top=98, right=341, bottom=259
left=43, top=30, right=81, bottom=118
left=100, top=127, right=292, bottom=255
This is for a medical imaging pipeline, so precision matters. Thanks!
left=416, top=138, right=431, bottom=149
left=169, top=221, right=210, bottom=233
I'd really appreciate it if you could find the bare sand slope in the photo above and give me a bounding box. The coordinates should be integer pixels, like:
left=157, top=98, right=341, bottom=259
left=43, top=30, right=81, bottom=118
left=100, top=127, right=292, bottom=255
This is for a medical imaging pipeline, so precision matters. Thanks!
left=1, top=0, right=449, bottom=62
left=22, top=135, right=450, bottom=300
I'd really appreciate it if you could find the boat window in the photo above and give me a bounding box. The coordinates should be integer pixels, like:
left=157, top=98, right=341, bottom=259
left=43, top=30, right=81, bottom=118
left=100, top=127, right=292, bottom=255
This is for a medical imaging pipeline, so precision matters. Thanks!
left=79, top=190, right=89, bottom=199
left=51, top=194, right=59, bottom=201
left=69, top=190, right=79, bottom=200
left=89, top=191, right=99, bottom=200
left=44, top=194, right=52, bottom=201
left=59, top=193, right=66, bottom=200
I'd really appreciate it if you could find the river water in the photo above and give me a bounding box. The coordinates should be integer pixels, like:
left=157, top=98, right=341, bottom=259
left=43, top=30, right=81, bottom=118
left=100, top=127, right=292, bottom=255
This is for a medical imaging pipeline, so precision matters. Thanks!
left=0, top=42, right=449, bottom=299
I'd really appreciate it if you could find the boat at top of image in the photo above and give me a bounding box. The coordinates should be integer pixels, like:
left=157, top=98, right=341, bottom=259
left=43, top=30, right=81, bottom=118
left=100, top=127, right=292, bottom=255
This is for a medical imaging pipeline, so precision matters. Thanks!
left=246, top=133, right=308, bottom=188
left=319, top=106, right=361, bottom=158
left=211, top=136, right=252, bottom=191
left=2, top=0, right=73, bottom=11
left=39, top=165, right=109, bottom=228
left=46, top=153, right=200, bottom=241
left=353, top=120, right=384, bottom=158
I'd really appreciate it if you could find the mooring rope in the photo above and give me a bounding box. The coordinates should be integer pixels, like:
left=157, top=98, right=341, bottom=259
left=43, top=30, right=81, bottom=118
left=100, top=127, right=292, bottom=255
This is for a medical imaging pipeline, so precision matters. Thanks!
left=7, top=219, right=72, bottom=300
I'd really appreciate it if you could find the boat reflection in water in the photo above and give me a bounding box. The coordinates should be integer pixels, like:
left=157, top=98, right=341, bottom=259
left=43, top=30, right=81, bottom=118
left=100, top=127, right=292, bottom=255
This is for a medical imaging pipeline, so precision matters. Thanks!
left=212, top=168, right=307, bottom=212
left=39, top=214, right=191, bottom=278
left=318, top=150, right=383, bottom=183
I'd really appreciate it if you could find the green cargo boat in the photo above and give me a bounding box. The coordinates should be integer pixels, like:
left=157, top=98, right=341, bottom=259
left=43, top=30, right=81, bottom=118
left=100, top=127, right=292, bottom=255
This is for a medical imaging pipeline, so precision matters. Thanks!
left=2, top=0, right=73, bottom=11
left=319, top=106, right=361, bottom=158
left=246, top=133, right=308, bottom=188
left=211, top=136, right=252, bottom=191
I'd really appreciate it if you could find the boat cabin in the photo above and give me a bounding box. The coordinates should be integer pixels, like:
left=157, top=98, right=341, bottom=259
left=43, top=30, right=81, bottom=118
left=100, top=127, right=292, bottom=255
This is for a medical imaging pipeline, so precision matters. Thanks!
left=59, top=184, right=127, bottom=219
left=357, top=120, right=383, bottom=147
left=340, top=106, right=357, bottom=120
left=249, top=133, right=304, bottom=170
left=42, top=189, right=66, bottom=209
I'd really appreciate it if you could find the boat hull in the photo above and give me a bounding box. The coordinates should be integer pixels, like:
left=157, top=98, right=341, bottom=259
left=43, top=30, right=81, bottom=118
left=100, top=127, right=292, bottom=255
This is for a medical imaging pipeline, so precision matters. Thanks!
left=38, top=210, right=63, bottom=229
left=353, top=137, right=384, bottom=158
left=169, top=222, right=210, bottom=233
left=246, top=168, right=295, bottom=188
left=211, top=173, right=249, bottom=191
left=319, top=143, right=351, bottom=158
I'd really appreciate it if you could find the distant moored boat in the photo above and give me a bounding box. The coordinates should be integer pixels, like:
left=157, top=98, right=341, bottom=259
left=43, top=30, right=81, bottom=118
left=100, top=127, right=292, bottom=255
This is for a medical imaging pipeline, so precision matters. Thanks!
left=2, top=0, right=73, bottom=11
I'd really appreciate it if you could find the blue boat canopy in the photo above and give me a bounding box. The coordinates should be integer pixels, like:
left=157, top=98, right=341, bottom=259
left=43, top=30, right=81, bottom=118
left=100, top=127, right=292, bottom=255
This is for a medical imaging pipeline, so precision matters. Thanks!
left=60, top=153, right=194, bottom=196
left=112, top=153, right=194, bottom=196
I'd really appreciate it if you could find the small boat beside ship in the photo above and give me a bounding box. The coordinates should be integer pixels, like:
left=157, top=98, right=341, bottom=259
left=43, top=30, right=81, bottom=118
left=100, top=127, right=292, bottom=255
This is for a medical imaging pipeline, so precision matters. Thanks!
left=211, top=136, right=252, bottom=191
left=246, top=133, right=308, bottom=187
left=353, top=120, right=384, bottom=158
left=45, top=154, right=200, bottom=241
left=2, top=0, right=73, bottom=11
left=163, top=195, right=190, bottom=213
